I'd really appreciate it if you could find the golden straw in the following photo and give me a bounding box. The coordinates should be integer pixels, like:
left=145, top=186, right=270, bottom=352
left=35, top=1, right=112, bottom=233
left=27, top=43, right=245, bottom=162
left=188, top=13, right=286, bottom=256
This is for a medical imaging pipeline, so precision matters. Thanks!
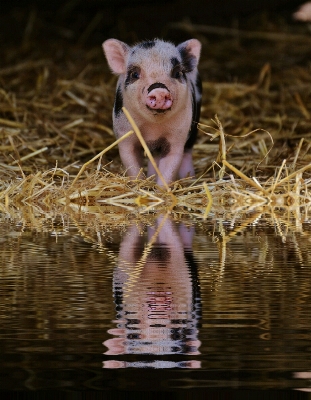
left=222, top=159, right=269, bottom=195
left=71, top=129, right=134, bottom=185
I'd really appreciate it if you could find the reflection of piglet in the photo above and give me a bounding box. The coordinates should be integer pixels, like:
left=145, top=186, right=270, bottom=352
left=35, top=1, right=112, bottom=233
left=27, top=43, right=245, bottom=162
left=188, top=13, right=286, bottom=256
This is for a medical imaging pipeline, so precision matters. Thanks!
left=103, top=216, right=201, bottom=365
left=102, top=38, right=202, bottom=185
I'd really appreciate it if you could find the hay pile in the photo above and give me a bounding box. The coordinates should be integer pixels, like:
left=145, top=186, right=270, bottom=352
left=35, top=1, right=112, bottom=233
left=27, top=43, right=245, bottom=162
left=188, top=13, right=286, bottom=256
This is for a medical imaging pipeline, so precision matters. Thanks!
left=1, top=7, right=311, bottom=228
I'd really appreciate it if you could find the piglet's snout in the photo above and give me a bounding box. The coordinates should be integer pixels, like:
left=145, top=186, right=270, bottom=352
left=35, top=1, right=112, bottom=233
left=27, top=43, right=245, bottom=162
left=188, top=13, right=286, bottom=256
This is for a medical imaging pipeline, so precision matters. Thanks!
left=146, top=83, right=173, bottom=110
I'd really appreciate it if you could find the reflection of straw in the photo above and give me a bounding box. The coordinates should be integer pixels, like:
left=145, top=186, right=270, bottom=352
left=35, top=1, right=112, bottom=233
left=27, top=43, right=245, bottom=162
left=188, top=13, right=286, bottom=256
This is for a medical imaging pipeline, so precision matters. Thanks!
left=122, top=107, right=170, bottom=191
left=266, top=163, right=311, bottom=193
left=203, top=182, right=213, bottom=219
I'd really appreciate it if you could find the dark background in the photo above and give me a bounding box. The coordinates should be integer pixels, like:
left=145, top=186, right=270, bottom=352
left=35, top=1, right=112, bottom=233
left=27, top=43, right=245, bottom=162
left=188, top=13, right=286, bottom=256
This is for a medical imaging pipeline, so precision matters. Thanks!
left=0, top=0, right=307, bottom=48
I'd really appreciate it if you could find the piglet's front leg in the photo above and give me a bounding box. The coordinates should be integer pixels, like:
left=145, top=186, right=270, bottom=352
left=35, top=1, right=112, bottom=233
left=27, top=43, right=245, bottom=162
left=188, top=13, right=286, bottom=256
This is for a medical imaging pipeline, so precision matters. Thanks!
left=118, top=141, right=145, bottom=180
left=156, top=148, right=185, bottom=186
left=147, top=155, right=161, bottom=179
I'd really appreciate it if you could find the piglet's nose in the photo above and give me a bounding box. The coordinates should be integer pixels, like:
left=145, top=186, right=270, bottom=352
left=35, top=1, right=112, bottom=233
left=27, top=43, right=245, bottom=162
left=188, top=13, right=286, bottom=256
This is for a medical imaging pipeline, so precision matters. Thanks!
left=146, top=88, right=172, bottom=110
left=146, top=84, right=172, bottom=110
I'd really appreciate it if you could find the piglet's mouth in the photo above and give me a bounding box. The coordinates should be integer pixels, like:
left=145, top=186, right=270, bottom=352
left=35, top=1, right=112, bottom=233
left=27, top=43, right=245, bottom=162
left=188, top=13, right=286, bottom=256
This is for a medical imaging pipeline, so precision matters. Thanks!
left=146, top=105, right=171, bottom=114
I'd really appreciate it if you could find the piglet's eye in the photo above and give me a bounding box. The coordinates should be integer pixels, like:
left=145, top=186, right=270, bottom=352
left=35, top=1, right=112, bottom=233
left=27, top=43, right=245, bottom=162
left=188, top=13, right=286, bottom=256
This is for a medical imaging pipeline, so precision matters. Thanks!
left=130, top=68, right=140, bottom=80
left=171, top=66, right=184, bottom=80
left=125, top=66, right=141, bottom=87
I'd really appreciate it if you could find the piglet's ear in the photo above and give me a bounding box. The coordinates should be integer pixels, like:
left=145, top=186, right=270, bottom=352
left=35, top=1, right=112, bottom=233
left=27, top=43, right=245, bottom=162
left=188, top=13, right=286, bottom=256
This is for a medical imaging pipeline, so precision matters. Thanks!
left=177, top=39, right=201, bottom=69
left=102, top=39, right=130, bottom=74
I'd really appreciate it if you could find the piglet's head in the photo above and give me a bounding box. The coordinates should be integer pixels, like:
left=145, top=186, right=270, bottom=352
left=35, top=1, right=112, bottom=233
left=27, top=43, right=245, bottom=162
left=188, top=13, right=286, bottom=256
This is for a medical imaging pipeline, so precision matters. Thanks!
left=102, top=38, right=201, bottom=118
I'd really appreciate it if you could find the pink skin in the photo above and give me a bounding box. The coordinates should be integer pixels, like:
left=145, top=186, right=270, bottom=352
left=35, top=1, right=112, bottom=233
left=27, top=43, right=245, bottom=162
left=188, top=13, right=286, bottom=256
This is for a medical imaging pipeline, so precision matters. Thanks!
left=147, top=149, right=194, bottom=180
left=117, top=105, right=191, bottom=184
left=294, top=2, right=311, bottom=21
left=177, top=150, right=195, bottom=179
left=103, top=360, right=201, bottom=369
left=146, top=88, right=173, bottom=110
left=103, top=217, right=201, bottom=359
left=102, top=38, right=202, bottom=185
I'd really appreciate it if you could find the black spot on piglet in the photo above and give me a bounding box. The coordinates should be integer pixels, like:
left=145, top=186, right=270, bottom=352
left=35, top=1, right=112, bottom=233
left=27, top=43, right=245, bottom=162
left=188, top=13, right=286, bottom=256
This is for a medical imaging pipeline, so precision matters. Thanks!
left=114, top=86, right=123, bottom=117
left=139, top=40, right=156, bottom=49
left=147, top=82, right=169, bottom=93
left=179, top=46, right=196, bottom=73
left=170, top=57, right=180, bottom=68
left=125, top=65, right=141, bottom=88
left=196, top=73, right=202, bottom=95
left=171, top=57, right=186, bottom=82
left=146, top=137, right=171, bottom=158
left=185, top=81, right=201, bottom=150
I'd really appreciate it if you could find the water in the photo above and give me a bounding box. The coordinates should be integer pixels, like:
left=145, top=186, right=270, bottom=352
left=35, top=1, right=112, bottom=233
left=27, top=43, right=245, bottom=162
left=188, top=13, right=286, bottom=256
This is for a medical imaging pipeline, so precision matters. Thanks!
left=1, top=211, right=311, bottom=392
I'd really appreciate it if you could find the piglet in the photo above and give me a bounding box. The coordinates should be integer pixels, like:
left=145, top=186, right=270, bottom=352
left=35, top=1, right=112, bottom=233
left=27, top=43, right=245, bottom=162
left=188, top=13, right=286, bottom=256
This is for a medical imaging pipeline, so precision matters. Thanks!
left=102, top=38, right=202, bottom=185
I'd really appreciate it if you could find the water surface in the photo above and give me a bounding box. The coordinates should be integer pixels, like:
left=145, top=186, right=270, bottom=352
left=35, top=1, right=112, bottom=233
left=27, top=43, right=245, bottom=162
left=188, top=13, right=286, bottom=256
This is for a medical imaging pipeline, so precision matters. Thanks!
left=1, top=211, right=311, bottom=392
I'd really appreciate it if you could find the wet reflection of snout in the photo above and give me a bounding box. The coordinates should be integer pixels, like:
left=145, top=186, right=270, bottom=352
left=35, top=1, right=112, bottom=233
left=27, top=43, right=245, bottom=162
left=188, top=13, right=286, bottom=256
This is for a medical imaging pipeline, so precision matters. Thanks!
left=103, top=215, right=201, bottom=369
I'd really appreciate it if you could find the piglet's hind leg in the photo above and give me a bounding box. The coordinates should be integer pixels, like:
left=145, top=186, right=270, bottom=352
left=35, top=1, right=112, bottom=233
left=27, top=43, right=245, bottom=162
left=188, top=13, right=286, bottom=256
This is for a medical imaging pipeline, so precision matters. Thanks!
left=178, top=151, right=195, bottom=179
left=156, top=150, right=184, bottom=185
